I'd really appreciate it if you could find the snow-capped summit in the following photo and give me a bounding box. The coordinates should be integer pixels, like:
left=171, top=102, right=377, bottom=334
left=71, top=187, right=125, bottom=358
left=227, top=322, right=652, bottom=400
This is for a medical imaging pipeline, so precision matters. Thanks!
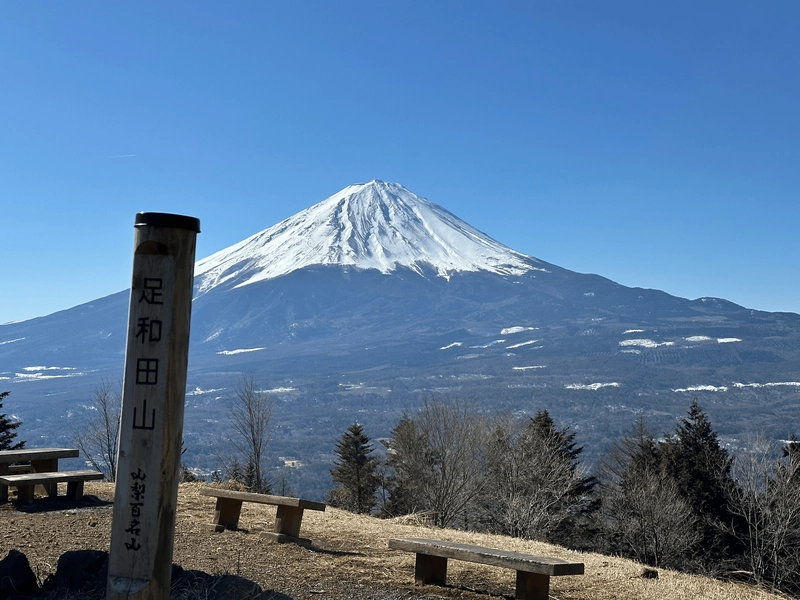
left=194, top=180, right=544, bottom=294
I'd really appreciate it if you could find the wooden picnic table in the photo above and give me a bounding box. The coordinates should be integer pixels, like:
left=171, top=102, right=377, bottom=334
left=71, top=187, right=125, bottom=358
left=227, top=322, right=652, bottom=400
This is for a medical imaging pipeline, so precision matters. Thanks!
left=0, top=447, right=80, bottom=502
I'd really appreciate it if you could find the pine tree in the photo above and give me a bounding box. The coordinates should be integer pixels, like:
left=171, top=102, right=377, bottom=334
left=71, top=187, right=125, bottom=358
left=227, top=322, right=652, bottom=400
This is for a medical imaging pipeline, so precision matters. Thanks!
left=662, top=400, right=738, bottom=568
left=382, top=415, right=430, bottom=517
left=329, top=423, right=379, bottom=514
left=0, top=391, right=24, bottom=451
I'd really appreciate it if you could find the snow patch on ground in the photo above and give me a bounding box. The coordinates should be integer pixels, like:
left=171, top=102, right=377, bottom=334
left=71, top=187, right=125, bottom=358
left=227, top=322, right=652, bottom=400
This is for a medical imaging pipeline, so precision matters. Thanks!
left=506, top=340, right=540, bottom=349
left=217, top=348, right=265, bottom=355
left=619, top=339, right=675, bottom=349
left=203, top=329, right=224, bottom=342
left=440, top=342, right=463, bottom=350
left=186, top=387, right=226, bottom=396
left=501, top=326, right=538, bottom=335
left=565, top=382, right=621, bottom=390
left=470, top=340, right=505, bottom=349
left=734, top=382, right=800, bottom=389
left=14, top=370, right=85, bottom=382
left=673, top=385, right=729, bottom=393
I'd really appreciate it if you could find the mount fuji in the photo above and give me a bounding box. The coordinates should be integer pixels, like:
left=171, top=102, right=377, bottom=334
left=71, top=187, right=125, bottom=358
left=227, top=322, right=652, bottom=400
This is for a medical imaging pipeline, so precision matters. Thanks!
left=2, top=180, right=799, bottom=499
left=194, top=180, right=542, bottom=293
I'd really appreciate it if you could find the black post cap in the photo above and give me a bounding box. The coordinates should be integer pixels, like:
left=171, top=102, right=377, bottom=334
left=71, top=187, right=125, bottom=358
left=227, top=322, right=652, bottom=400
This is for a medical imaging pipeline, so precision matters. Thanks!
left=134, top=212, right=201, bottom=233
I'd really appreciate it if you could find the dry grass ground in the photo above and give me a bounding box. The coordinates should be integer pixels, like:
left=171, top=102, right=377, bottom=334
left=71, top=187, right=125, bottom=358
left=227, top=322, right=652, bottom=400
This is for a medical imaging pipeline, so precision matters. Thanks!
left=0, top=482, right=789, bottom=600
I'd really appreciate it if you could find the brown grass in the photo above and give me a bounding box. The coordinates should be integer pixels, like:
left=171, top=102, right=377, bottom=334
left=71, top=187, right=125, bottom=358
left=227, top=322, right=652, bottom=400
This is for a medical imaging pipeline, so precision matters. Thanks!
left=0, top=482, right=788, bottom=600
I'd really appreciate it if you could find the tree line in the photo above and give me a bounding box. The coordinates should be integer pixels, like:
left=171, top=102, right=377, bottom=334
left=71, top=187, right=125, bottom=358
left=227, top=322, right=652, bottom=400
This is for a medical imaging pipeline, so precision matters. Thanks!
left=5, top=383, right=798, bottom=595
left=328, top=398, right=800, bottom=597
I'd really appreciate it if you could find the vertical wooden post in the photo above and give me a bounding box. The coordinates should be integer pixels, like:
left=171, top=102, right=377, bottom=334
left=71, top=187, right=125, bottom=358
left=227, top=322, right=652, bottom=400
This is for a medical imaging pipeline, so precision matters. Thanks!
left=107, top=213, right=200, bottom=600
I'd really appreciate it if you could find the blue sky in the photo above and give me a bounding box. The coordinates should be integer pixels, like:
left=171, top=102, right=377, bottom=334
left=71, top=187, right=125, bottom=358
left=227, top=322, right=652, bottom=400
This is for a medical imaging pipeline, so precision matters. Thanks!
left=2, top=1, right=798, bottom=323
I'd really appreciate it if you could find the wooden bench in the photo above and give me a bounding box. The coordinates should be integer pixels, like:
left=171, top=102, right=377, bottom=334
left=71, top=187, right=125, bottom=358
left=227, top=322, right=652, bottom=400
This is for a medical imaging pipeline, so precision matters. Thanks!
left=389, top=537, right=584, bottom=600
left=0, top=447, right=80, bottom=502
left=198, top=487, right=326, bottom=547
left=0, top=470, right=105, bottom=504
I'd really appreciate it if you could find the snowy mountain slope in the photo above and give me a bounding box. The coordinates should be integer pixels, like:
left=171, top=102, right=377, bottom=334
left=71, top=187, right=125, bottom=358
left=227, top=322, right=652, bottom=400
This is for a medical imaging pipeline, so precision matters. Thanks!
left=194, top=180, right=546, bottom=295
left=3, top=179, right=800, bottom=500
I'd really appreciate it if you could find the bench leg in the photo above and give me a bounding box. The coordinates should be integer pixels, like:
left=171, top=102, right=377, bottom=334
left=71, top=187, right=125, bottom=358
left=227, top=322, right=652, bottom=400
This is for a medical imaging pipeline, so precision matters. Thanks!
left=66, top=480, right=85, bottom=501
left=516, top=571, right=550, bottom=600
left=211, top=497, right=243, bottom=531
left=16, top=484, right=35, bottom=504
left=31, top=458, right=59, bottom=497
left=414, top=553, right=448, bottom=586
left=261, top=505, right=313, bottom=546
left=274, top=505, right=304, bottom=538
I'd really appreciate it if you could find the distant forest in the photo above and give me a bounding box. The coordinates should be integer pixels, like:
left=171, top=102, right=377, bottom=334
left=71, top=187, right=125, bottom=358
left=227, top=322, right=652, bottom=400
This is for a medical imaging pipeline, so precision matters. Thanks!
left=6, top=383, right=799, bottom=598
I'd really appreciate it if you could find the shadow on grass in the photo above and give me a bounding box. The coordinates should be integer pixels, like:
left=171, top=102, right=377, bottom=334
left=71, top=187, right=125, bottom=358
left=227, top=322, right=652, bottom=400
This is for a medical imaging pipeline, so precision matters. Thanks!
left=11, top=493, right=113, bottom=514
left=3, top=549, right=292, bottom=600
left=305, top=543, right=366, bottom=557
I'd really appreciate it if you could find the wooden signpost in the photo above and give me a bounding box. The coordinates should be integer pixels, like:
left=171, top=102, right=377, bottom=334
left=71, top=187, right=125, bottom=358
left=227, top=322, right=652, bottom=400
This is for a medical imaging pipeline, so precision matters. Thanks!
left=107, top=213, right=200, bottom=600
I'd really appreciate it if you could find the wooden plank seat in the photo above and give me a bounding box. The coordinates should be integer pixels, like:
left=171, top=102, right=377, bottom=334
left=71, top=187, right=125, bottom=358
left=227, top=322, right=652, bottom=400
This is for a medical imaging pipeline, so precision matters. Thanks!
left=0, top=470, right=104, bottom=504
left=389, top=537, right=584, bottom=600
left=198, top=486, right=326, bottom=547
left=0, top=447, right=81, bottom=501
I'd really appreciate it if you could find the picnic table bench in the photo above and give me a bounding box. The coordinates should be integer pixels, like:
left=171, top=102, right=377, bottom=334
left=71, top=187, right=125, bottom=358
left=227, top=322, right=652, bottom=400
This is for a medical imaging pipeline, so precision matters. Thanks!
left=389, top=537, right=584, bottom=600
left=199, top=486, right=326, bottom=547
left=0, top=470, right=104, bottom=503
left=0, top=447, right=81, bottom=502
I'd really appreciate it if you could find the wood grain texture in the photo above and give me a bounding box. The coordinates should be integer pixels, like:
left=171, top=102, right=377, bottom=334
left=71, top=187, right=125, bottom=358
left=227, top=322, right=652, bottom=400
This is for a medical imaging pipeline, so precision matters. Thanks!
left=389, top=537, right=584, bottom=576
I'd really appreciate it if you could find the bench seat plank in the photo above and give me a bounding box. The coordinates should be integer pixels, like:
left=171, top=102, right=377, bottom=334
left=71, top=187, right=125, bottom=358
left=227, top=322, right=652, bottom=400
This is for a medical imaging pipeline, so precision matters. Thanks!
left=0, top=469, right=104, bottom=503
left=389, top=537, right=584, bottom=576
left=198, top=487, right=325, bottom=511
left=0, top=470, right=105, bottom=486
left=0, top=448, right=79, bottom=463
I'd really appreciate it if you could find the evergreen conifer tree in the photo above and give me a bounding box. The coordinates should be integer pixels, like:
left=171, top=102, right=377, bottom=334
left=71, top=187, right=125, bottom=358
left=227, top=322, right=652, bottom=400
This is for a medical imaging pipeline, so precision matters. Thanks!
left=329, top=423, right=379, bottom=514
left=662, top=400, right=738, bottom=567
left=382, top=415, right=429, bottom=517
left=0, top=391, right=24, bottom=451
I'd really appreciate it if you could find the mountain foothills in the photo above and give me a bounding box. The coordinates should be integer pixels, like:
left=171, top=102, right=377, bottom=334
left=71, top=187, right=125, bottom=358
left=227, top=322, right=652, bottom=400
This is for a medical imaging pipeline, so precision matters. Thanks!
left=2, top=180, right=799, bottom=498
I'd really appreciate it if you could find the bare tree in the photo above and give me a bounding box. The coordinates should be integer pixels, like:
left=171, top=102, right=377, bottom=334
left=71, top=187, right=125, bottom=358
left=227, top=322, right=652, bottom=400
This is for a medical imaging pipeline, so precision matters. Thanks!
left=74, top=381, right=121, bottom=481
left=726, top=435, right=800, bottom=593
left=386, top=397, right=488, bottom=527
left=229, top=374, right=275, bottom=494
left=599, top=417, right=700, bottom=569
left=604, top=467, right=700, bottom=568
left=484, top=412, right=595, bottom=544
